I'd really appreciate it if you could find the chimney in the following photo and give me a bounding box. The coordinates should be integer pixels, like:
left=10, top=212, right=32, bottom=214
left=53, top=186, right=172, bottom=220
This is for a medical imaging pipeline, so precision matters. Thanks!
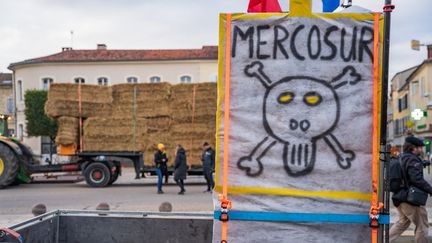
left=97, top=44, right=107, bottom=50
left=62, top=47, right=72, bottom=52
left=428, top=45, right=432, bottom=60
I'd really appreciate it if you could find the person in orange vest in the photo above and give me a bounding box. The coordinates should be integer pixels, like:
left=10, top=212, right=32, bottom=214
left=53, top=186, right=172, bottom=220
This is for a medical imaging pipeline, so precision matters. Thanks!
left=154, top=143, right=168, bottom=194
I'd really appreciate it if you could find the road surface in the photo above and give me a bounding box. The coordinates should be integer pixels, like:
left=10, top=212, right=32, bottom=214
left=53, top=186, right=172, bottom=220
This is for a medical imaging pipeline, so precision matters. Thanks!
left=0, top=168, right=213, bottom=227
left=1, top=168, right=430, bottom=242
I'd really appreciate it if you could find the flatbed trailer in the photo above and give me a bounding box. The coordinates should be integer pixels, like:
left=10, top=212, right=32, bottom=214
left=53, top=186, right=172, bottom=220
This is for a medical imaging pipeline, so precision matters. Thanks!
left=0, top=137, right=204, bottom=188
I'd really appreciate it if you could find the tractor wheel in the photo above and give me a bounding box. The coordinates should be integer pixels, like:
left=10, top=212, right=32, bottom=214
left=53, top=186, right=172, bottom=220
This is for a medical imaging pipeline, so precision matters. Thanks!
left=0, top=143, right=20, bottom=189
left=83, top=162, right=111, bottom=187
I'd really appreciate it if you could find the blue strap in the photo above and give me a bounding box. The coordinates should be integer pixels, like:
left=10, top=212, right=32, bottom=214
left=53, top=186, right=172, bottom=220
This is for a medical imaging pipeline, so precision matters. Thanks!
left=213, top=211, right=390, bottom=225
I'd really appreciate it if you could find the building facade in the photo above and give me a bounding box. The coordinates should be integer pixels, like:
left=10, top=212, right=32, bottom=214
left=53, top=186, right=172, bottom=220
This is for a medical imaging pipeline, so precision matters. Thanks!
left=8, top=45, right=218, bottom=158
left=389, top=66, right=417, bottom=148
left=406, top=59, right=432, bottom=154
left=389, top=46, right=432, bottom=155
left=0, top=73, right=15, bottom=136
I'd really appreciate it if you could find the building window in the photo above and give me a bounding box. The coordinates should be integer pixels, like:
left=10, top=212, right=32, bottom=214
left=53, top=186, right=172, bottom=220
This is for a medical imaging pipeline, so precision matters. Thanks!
left=149, top=76, right=161, bottom=83
left=97, top=77, right=108, bottom=86
left=421, top=77, right=428, bottom=96
left=42, top=78, right=54, bottom=90
left=394, top=117, right=410, bottom=136
left=180, top=75, right=192, bottom=83
left=6, top=97, right=14, bottom=114
left=411, top=81, right=418, bottom=96
left=41, top=136, right=56, bottom=155
left=18, top=124, right=23, bottom=140
left=17, top=80, right=23, bottom=101
left=74, top=77, right=85, bottom=84
left=127, top=77, right=138, bottom=83
left=398, top=94, right=408, bottom=112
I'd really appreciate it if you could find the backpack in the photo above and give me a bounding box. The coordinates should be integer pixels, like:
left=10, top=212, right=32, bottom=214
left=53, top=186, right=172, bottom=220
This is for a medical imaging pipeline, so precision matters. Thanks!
left=389, top=156, right=408, bottom=193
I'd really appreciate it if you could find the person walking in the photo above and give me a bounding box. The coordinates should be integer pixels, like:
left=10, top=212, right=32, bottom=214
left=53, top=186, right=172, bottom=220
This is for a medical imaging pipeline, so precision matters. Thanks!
left=389, top=136, right=432, bottom=243
left=154, top=143, right=168, bottom=194
left=202, top=142, right=215, bottom=193
left=174, top=144, right=187, bottom=195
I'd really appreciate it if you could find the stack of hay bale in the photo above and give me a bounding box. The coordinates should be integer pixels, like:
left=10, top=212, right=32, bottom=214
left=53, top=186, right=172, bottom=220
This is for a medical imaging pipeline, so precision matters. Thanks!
left=171, top=83, right=217, bottom=167
left=111, top=83, right=173, bottom=166
left=45, top=84, right=112, bottom=147
left=45, top=82, right=217, bottom=167
left=55, top=117, right=79, bottom=146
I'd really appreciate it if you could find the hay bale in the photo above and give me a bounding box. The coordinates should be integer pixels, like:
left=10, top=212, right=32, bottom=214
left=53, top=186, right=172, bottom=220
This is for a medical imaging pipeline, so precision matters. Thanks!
left=55, top=117, right=79, bottom=145
left=48, top=83, right=112, bottom=102
left=145, top=116, right=172, bottom=133
left=45, top=84, right=112, bottom=118
left=112, top=101, right=171, bottom=118
left=171, top=83, right=217, bottom=124
left=82, top=117, right=148, bottom=152
left=169, top=122, right=216, bottom=167
left=170, top=123, right=214, bottom=138
left=143, top=133, right=175, bottom=167
left=171, top=82, right=217, bottom=99
left=112, top=83, right=172, bottom=102
left=45, top=100, right=112, bottom=118
left=111, top=83, right=172, bottom=118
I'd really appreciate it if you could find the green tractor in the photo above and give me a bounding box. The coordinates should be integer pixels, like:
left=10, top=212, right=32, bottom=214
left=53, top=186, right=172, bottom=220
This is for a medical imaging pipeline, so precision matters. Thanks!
left=0, top=135, right=144, bottom=189
left=0, top=136, right=32, bottom=188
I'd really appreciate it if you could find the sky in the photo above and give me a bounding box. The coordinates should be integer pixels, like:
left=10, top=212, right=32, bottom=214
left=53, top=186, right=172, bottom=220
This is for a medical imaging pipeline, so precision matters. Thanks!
left=0, top=0, right=431, bottom=78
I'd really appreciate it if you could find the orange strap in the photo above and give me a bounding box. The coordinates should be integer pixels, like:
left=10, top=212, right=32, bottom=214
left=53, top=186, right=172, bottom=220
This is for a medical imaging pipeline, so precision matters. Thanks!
left=78, top=82, right=83, bottom=152
left=190, top=85, right=197, bottom=167
left=371, top=12, right=380, bottom=243
left=220, top=13, right=232, bottom=243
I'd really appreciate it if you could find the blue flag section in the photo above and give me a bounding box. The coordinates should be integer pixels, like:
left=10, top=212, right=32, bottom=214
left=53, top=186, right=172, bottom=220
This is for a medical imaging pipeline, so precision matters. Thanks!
left=322, top=0, right=340, bottom=12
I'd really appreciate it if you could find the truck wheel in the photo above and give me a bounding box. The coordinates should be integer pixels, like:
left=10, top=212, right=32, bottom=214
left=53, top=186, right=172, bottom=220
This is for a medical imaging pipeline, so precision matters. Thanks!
left=83, top=162, right=111, bottom=187
left=0, top=143, right=19, bottom=189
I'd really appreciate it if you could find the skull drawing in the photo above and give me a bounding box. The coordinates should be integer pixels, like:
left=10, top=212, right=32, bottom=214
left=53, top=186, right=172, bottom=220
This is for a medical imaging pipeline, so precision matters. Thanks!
left=237, top=61, right=361, bottom=177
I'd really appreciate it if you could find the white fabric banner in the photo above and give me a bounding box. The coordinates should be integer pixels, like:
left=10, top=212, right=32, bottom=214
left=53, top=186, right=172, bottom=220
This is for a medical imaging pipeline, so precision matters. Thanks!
left=214, top=13, right=380, bottom=243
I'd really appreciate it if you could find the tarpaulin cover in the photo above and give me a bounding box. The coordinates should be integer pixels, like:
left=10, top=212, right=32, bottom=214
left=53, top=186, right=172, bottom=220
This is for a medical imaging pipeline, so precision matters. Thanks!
left=214, top=11, right=383, bottom=243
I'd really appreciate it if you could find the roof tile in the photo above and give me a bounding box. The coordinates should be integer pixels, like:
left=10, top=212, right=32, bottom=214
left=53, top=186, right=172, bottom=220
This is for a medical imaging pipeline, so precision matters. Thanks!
left=9, top=46, right=218, bottom=69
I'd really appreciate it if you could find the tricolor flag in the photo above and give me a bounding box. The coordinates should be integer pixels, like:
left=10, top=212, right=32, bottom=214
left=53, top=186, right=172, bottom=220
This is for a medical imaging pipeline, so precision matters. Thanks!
left=322, top=0, right=340, bottom=12
left=248, top=0, right=282, bottom=13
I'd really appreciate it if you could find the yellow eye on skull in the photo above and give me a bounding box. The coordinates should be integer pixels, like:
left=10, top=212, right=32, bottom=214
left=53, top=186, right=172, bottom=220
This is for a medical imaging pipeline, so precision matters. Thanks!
left=277, top=92, right=294, bottom=104
left=303, top=92, right=322, bottom=106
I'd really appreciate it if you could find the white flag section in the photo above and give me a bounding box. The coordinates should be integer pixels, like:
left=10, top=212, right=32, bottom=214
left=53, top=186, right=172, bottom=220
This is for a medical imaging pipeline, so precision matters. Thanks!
left=214, top=13, right=382, bottom=243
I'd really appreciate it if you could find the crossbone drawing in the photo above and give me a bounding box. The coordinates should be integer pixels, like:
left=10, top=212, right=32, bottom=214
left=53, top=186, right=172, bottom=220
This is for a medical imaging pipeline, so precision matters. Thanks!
left=237, top=61, right=362, bottom=177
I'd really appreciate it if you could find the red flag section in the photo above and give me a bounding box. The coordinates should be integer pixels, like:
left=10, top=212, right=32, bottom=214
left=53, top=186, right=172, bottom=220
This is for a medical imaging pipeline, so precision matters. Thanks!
left=248, top=0, right=282, bottom=13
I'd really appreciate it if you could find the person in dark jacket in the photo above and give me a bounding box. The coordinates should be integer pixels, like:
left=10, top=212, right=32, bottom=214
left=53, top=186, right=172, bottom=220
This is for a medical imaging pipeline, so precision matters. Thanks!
left=390, top=136, right=432, bottom=243
left=202, top=142, right=215, bottom=192
left=154, top=143, right=168, bottom=194
left=174, top=145, right=187, bottom=195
